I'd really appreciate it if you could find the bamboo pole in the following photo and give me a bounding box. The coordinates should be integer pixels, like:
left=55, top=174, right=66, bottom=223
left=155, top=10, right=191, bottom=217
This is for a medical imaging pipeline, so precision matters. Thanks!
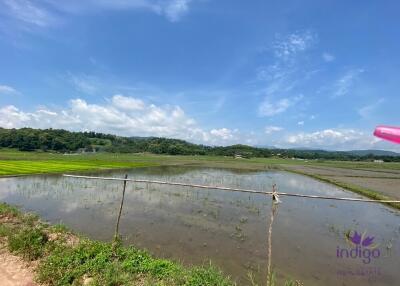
left=267, top=185, right=279, bottom=286
left=114, top=174, right=128, bottom=241
left=63, top=174, right=400, bottom=204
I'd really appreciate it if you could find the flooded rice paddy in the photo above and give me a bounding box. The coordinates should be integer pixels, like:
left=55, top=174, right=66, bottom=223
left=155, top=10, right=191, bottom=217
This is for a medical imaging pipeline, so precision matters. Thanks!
left=0, top=166, right=399, bottom=285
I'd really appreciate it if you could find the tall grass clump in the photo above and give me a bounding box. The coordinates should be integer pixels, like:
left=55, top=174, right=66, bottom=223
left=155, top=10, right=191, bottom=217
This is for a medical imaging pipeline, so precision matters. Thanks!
left=8, top=226, right=49, bottom=260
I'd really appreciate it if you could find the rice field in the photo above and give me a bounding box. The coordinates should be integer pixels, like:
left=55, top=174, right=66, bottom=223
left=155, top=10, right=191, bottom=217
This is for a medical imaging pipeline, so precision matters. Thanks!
left=1, top=148, right=400, bottom=209
left=0, top=160, right=156, bottom=176
left=282, top=164, right=400, bottom=208
left=1, top=166, right=399, bottom=285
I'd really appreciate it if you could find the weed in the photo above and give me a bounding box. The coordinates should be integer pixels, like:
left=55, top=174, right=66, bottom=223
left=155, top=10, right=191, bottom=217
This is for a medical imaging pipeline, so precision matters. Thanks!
left=51, top=223, right=70, bottom=233
left=8, top=226, right=49, bottom=260
left=0, top=203, right=21, bottom=218
left=0, top=224, right=12, bottom=237
left=22, top=213, right=40, bottom=226
left=186, top=265, right=232, bottom=286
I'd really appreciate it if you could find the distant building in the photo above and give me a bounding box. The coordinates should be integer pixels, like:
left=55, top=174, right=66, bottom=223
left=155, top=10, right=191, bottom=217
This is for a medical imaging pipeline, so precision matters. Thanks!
left=374, top=159, right=384, bottom=163
left=234, top=154, right=243, bottom=159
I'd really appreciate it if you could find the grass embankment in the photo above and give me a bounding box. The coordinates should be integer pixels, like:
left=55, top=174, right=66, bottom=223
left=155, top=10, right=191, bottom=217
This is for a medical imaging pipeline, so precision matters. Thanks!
left=0, top=202, right=234, bottom=286
left=0, top=203, right=303, bottom=286
left=280, top=167, right=400, bottom=210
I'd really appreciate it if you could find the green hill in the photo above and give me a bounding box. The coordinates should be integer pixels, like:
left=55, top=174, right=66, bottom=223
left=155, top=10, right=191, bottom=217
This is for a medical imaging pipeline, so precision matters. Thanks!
left=0, top=127, right=399, bottom=162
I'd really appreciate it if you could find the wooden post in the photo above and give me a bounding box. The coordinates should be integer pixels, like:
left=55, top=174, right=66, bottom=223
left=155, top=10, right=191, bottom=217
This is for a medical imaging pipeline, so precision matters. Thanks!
left=267, top=185, right=279, bottom=286
left=114, top=174, right=128, bottom=241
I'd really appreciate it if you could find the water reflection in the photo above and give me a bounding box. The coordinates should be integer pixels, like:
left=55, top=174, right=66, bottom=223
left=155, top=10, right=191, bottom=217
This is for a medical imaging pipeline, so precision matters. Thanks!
left=0, top=166, right=399, bottom=285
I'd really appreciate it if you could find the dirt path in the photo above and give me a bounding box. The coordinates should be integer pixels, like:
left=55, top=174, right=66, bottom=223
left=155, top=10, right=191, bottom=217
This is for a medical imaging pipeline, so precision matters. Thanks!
left=0, top=247, right=37, bottom=286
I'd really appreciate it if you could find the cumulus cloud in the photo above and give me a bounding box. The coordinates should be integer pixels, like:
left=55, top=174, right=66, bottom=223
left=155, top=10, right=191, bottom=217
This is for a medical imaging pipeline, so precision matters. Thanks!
left=0, top=84, right=18, bottom=94
left=259, top=95, right=303, bottom=117
left=209, top=128, right=237, bottom=141
left=285, top=128, right=385, bottom=150
left=0, top=95, right=239, bottom=146
left=265, top=126, right=283, bottom=134
left=111, top=94, right=145, bottom=111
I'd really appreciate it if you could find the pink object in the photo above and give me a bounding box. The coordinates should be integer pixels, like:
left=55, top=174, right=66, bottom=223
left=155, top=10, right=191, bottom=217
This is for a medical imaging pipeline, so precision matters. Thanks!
left=374, top=125, right=400, bottom=144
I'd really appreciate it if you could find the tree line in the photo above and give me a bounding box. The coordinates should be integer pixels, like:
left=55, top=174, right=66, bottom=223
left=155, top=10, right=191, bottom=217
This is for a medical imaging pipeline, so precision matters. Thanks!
left=0, top=127, right=399, bottom=162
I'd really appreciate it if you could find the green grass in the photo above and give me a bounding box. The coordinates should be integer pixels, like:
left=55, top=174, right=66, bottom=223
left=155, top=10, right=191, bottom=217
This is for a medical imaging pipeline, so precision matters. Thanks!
left=8, top=226, right=49, bottom=260
left=0, top=148, right=284, bottom=176
left=0, top=202, right=234, bottom=286
left=37, top=240, right=233, bottom=286
left=0, top=160, right=157, bottom=176
left=0, top=201, right=21, bottom=217
left=0, top=148, right=161, bottom=176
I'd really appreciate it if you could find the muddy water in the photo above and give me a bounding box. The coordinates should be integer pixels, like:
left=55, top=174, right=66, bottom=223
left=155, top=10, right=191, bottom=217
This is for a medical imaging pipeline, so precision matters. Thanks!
left=0, top=166, right=399, bottom=285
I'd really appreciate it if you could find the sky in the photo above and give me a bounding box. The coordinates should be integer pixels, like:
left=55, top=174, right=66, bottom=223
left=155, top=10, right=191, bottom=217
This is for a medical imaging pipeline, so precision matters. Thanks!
left=0, top=0, right=399, bottom=151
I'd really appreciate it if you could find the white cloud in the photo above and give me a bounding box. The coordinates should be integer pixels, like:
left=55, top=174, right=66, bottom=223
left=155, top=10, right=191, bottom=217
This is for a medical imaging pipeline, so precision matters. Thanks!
left=111, top=94, right=145, bottom=111
left=1, top=0, right=194, bottom=26
left=256, top=31, right=317, bottom=118
left=297, top=121, right=304, bottom=126
left=0, top=105, right=30, bottom=128
left=273, top=30, right=316, bottom=61
left=0, top=84, right=18, bottom=94
left=333, top=69, right=364, bottom=98
left=265, top=126, right=283, bottom=134
left=210, top=128, right=236, bottom=141
left=164, top=0, right=191, bottom=22
left=91, top=0, right=192, bottom=22
left=322, top=52, right=335, bottom=62
left=285, top=128, right=387, bottom=150
left=0, top=95, right=240, bottom=146
left=2, top=0, right=55, bottom=27
left=258, top=95, right=303, bottom=117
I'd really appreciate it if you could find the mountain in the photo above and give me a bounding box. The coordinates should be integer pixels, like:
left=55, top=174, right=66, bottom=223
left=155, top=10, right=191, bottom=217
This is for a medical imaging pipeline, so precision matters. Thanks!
left=255, top=145, right=277, bottom=149
left=346, top=149, right=400, bottom=157
left=288, top=147, right=326, bottom=151
left=0, top=127, right=399, bottom=161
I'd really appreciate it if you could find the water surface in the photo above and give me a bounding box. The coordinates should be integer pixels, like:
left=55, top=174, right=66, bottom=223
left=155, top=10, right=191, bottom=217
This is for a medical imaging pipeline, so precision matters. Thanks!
left=0, top=166, right=399, bottom=285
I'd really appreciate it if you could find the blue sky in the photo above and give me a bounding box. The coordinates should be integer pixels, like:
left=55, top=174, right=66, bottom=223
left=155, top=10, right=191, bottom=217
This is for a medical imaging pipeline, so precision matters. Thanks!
left=0, top=0, right=399, bottom=151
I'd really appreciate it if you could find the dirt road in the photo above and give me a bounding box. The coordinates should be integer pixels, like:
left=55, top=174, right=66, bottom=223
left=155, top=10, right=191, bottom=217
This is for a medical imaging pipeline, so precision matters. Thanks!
left=0, top=248, right=37, bottom=286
